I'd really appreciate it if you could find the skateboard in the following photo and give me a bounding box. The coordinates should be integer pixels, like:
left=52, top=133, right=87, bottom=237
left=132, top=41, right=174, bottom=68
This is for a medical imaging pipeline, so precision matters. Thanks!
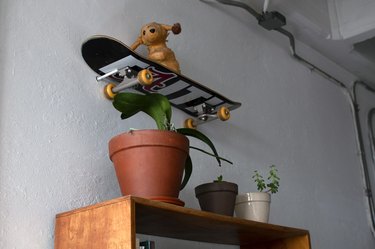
left=81, top=35, right=241, bottom=128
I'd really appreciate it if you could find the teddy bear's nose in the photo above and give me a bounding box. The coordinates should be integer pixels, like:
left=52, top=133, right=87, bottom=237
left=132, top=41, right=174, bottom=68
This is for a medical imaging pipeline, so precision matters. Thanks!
left=150, top=28, right=156, bottom=33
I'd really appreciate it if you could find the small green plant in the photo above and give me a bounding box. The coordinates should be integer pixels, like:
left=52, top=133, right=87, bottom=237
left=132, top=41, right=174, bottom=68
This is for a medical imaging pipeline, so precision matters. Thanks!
left=252, top=165, right=280, bottom=194
left=215, top=175, right=223, bottom=182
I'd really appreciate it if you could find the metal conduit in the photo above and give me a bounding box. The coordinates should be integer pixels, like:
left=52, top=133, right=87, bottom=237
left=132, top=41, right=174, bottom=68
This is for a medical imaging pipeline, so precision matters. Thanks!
left=203, top=0, right=375, bottom=232
left=354, top=82, right=375, bottom=230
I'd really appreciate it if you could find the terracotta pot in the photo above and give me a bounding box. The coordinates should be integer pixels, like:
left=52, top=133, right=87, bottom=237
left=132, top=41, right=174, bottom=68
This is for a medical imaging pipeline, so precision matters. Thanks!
left=195, top=181, right=238, bottom=216
left=109, top=130, right=189, bottom=206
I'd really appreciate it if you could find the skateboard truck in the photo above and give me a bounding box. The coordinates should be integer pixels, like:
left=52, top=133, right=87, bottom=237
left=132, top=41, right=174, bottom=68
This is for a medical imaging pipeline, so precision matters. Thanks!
left=97, top=68, right=153, bottom=99
left=96, top=66, right=138, bottom=81
left=184, top=103, right=231, bottom=129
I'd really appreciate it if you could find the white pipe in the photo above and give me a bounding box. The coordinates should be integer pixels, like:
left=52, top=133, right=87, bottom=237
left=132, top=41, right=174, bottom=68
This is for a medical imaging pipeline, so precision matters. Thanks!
left=263, top=0, right=269, bottom=12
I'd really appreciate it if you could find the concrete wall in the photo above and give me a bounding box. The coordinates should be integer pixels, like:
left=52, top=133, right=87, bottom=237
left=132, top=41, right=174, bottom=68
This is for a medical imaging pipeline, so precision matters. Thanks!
left=0, top=0, right=374, bottom=248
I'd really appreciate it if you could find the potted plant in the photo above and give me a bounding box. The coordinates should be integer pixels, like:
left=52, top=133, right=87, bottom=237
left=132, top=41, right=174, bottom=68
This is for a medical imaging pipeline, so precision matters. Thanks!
left=235, top=165, right=280, bottom=222
left=195, top=175, right=238, bottom=216
left=109, top=92, right=229, bottom=206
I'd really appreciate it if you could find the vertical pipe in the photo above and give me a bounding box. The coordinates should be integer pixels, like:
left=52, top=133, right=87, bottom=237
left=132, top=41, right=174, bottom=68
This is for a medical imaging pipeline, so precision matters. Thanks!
left=263, top=0, right=269, bottom=13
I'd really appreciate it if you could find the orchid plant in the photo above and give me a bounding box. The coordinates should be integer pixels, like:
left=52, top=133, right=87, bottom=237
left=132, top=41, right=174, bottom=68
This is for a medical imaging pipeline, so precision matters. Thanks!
left=112, top=92, right=232, bottom=189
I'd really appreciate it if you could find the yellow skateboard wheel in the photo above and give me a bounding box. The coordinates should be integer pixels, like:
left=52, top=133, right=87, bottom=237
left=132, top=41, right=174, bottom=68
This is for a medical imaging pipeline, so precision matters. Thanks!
left=138, top=69, right=153, bottom=86
left=184, top=118, right=197, bottom=129
left=104, top=83, right=116, bottom=99
left=218, top=106, right=230, bottom=121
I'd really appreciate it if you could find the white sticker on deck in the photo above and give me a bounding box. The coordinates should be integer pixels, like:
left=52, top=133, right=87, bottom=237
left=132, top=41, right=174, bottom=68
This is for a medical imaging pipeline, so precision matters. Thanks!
left=99, top=56, right=149, bottom=73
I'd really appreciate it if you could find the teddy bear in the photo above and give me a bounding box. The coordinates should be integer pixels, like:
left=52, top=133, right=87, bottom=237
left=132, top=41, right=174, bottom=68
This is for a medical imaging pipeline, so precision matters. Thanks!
left=130, top=22, right=182, bottom=73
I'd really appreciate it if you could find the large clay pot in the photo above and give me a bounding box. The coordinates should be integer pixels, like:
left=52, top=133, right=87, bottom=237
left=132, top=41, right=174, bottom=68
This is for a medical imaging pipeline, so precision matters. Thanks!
left=195, top=181, right=238, bottom=216
left=109, top=130, right=189, bottom=206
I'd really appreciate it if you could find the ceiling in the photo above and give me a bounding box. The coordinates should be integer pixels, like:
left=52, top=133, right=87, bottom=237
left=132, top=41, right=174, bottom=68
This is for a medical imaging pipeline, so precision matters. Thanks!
left=240, top=0, right=375, bottom=87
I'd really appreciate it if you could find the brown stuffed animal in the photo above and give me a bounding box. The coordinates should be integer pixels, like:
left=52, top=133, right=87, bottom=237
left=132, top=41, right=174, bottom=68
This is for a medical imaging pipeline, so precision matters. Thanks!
left=131, top=22, right=181, bottom=73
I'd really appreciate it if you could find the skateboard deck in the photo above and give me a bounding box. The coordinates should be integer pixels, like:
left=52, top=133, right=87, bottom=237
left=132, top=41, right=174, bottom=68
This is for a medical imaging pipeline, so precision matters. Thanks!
left=81, top=35, right=241, bottom=126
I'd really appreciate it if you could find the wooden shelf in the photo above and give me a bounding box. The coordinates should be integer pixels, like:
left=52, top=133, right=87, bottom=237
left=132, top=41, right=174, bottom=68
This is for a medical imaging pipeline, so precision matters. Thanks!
left=54, top=196, right=311, bottom=249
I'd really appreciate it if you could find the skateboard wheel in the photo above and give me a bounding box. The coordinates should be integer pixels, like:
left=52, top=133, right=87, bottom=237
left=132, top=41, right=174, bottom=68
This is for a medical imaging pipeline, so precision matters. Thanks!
left=138, top=69, right=153, bottom=86
left=184, top=118, right=197, bottom=129
left=104, top=83, right=116, bottom=99
left=218, top=106, right=230, bottom=121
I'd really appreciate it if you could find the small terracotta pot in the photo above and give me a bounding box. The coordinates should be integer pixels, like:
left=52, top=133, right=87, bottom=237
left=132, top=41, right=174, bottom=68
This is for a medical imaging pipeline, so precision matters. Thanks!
left=109, top=130, right=189, bottom=206
left=195, top=181, right=238, bottom=216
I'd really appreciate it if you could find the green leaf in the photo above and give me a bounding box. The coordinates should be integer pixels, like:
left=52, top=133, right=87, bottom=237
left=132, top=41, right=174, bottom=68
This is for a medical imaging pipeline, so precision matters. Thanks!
left=180, top=155, right=192, bottom=190
left=146, top=93, right=172, bottom=124
left=252, top=170, right=266, bottom=192
left=176, top=128, right=221, bottom=166
left=216, top=175, right=223, bottom=182
left=267, top=165, right=280, bottom=193
left=113, top=93, right=172, bottom=130
left=189, top=146, right=233, bottom=165
left=120, top=109, right=141, bottom=119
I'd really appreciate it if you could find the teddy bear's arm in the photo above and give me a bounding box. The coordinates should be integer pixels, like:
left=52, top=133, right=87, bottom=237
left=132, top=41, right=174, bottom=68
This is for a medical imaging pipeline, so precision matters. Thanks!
left=130, top=36, right=143, bottom=51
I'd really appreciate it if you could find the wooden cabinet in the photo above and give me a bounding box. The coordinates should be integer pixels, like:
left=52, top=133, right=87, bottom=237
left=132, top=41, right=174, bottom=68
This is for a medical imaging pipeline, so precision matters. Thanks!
left=54, top=196, right=311, bottom=249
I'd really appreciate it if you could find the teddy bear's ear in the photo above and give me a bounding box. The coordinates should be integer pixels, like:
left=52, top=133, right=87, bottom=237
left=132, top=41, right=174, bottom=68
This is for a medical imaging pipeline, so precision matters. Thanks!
left=161, top=23, right=181, bottom=35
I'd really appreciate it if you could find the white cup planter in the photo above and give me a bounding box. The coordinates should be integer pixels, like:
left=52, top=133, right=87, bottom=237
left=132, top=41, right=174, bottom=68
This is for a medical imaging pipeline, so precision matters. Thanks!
left=235, top=192, right=271, bottom=223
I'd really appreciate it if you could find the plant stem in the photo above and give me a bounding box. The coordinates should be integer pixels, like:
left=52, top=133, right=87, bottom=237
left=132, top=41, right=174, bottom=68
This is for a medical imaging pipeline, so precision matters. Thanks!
left=189, top=146, right=233, bottom=165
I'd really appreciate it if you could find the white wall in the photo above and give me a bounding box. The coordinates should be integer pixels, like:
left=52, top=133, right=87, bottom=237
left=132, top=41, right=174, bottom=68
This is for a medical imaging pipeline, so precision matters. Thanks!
left=328, top=0, right=375, bottom=40
left=0, top=0, right=374, bottom=248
